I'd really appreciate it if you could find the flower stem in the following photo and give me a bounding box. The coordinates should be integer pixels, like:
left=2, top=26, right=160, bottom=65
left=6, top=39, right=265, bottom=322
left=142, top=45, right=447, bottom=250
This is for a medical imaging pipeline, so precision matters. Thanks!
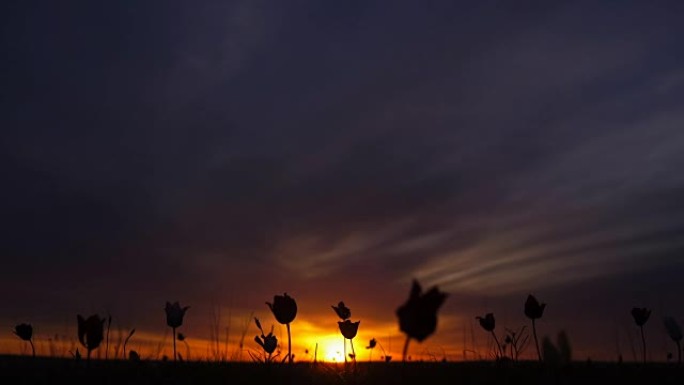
left=532, top=319, right=541, bottom=362
left=173, top=327, right=177, bottom=362
left=29, top=340, right=35, bottom=358
left=287, top=322, right=292, bottom=364
left=491, top=331, right=503, bottom=359
left=106, top=322, right=110, bottom=360
left=402, top=336, right=411, bottom=362
left=344, top=337, right=347, bottom=363
left=350, top=339, right=356, bottom=363
left=640, top=325, right=646, bottom=364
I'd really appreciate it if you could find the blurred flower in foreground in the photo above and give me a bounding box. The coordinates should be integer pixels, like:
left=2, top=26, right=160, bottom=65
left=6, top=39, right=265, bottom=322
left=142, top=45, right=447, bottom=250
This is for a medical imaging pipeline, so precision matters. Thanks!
left=663, top=316, right=682, bottom=365
left=396, top=279, right=447, bottom=361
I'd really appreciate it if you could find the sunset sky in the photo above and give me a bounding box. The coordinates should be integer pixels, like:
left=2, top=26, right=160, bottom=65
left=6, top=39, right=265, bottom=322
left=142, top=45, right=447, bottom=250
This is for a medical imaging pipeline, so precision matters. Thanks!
left=2, top=1, right=684, bottom=362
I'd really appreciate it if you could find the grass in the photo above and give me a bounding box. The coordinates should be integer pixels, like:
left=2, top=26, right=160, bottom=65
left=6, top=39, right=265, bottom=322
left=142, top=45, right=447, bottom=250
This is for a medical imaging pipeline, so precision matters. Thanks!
left=1, top=356, right=683, bottom=384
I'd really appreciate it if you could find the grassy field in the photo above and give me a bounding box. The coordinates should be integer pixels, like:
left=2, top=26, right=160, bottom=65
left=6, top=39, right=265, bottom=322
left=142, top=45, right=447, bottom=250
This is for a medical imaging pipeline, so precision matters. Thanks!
left=1, top=356, right=683, bottom=384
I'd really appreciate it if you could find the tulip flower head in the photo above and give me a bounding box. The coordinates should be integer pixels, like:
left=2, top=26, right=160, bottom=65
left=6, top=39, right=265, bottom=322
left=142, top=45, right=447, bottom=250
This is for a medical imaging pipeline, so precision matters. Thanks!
left=524, top=295, right=546, bottom=320
left=396, top=279, right=447, bottom=361
left=332, top=301, right=351, bottom=320
left=77, top=314, right=105, bottom=359
left=476, top=313, right=496, bottom=332
left=631, top=307, right=651, bottom=327
left=367, top=338, right=377, bottom=349
left=14, top=323, right=33, bottom=341
left=266, top=293, right=297, bottom=325
left=165, top=301, right=190, bottom=328
left=338, top=320, right=360, bottom=340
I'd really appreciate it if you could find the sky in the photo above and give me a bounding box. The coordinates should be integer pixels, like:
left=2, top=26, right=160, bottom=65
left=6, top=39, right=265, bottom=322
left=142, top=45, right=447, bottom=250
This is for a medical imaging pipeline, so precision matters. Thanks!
left=2, top=1, right=684, bottom=362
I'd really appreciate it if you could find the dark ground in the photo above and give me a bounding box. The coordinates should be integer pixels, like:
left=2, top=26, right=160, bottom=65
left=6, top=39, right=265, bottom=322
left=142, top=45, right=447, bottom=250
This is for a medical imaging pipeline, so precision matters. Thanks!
left=1, top=356, right=683, bottom=385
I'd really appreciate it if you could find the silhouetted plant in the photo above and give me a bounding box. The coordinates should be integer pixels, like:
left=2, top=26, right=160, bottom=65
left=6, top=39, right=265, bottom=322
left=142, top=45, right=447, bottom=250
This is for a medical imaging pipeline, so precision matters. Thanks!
left=123, top=328, right=136, bottom=360
left=253, top=317, right=278, bottom=363
left=129, top=350, right=140, bottom=361
left=524, top=294, right=546, bottom=362
left=267, top=293, right=297, bottom=364
left=503, top=326, right=529, bottom=362
left=105, top=314, right=112, bottom=359
left=631, top=307, right=651, bottom=363
left=366, top=338, right=377, bottom=361
left=165, top=301, right=190, bottom=362
left=177, top=332, right=191, bottom=360
left=14, top=323, right=35, bottom=357
left=396, top=280, right=448, bottom=362
left=77, top=314, right=105, bottom=361
left=476, top=313, right=504, bottom=359
left=338, top=320, right=360, bottom=363
left=663, top=316, right=682, bottom=365
left=332, top=301, right=360, bottom=363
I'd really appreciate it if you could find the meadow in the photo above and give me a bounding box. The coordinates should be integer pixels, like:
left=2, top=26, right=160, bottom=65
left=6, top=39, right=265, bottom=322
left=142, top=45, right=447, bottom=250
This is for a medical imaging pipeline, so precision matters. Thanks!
left=1, top=356, right=683, bottom=385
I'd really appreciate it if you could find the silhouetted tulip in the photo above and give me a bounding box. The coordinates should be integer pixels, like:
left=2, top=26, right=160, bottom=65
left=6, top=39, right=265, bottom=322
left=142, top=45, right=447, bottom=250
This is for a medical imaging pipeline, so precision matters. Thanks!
left=663, top=316, right=682, bottom=364
left=366, top=338, right=377, bottom=361
left=525, top=294, right=546, bottom=320
left=267, top=293, right=297, bottom=324
left=631, top=307, right=651, bottom=363
left=396, top=279, right=447, bottom=361
left=332, top=301, right=351, bottom=320
left=14, top=323, right=33, bottom=341
left=165, top=301, right=190, bottom=362
left=254, top=316, right=278, bottom=359
left=165, top=301, right=190, bottom=328
left=631, top=307, right=651, bottom=327
left=476, top=313, right=496, bottom=332
left=524, top=294, right=546, bottom=362
left=266, top=293, right=297, bottom=363
left=338, top=320, right=360, bottom=339
left=77, top=314, right=105, bottom=360
left=476, top=314, right=503, bottom=358
left=14, top=323, right=35, bottom=357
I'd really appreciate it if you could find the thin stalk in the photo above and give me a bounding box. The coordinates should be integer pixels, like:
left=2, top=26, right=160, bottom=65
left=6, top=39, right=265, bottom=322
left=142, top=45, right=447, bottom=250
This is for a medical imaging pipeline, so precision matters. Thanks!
left=532, top=319, right=541, bottom=362
left=640, top=325, right=646, bottom=364
left=173, top=327, right=177, bottom=362
left=105, top=319, right=111, bottom=359
left=29, top=340, right=35, bottom=358
left=350, top=339, right=356, bottom=363
left=286, top=323, right=292, bottom=364
left=369, top=347, right=373, bottom=362
left=343, top=337, right=347, bottom=363
left=314, top=342, right=318, bottom=363
left=402, top=336, right=411, bottom=362
left=491, top=331, right=504, bottom=359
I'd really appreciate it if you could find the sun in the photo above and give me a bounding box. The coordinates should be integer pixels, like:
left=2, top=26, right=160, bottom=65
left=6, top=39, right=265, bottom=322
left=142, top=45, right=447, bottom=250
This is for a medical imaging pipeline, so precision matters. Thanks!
left=300, top=333, right=348, bottom=362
